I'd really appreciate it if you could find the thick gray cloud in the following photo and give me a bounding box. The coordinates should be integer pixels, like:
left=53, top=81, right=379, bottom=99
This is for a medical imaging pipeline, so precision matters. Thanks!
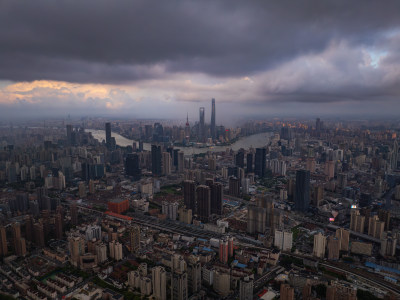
left=1, top=0, right=400, bottom=83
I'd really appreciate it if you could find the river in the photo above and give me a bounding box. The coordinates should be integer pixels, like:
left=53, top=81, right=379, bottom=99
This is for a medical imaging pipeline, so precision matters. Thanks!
left=86, top=129, right=272, bottom=155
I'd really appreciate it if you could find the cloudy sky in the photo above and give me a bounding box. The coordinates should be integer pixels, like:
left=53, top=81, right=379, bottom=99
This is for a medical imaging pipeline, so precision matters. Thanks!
left=1, top=0, right=400, bottom=123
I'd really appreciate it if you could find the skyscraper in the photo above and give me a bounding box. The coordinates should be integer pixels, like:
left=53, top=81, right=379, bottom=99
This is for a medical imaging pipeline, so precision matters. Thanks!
left=187, top=256, right=201, bottom=295
left=235, top=150, right=245, bottom=168
left=255, top=148, right=266, bottom=178
left=199, top=107, right=205, bottom=142
left=0, top=226, right=7, bottom=256
left=152, top=266, right=167, bottom=300
left=34, top=222, right=45, bottom=248
left=313, top=232, right=326, bottom=258
left=196, top=185, right=211, bottom=223
left=335, top=228, right=350, bottom=251
left=246, top=153, right=253, bottom=173
left=211, top=98, right=216, bottom=140
left=105, top=122, right=112, bottom=149
left=162, top=152, right=172, bottom=175
left=55, top=212, right=63, bottom=239
left=239, top=276, right=253, bottom=300
left=125, top=153, right=141, bottom=180
left=210, top=182, right=223, bottom=215
left=130, top=225, right=140, bottom=253
left=280, top=284, right=294, bottom=300
left=350, top=210, right=365, bottom=234
left=151, top=145, right=162, bottom=176
left=70, top=203, right=78, bottom=226
left=183, top=180, right=196, bottom=211
left=327, top=236, right=340, bottom=260
left=294, top=170, right=310, bottom=212
left=219, top=239, right=228, bottom=264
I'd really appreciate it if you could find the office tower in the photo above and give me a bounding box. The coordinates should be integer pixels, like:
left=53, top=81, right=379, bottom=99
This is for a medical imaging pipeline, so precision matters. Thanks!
left=130, top=225, right=140, bottom=253
left=210, top=182, right=223, bottom=215
left=235, top=150, right=245, bottom=168
left=368, top=215, right=385, bottom=239
left=255, top=148, right=266, bottom=178
left=246, top=153, right=253, bottom=173
left=327, top=236, right=340, bottom=260
left=229, top=176, right=240, bottom=197
left=105, top=122, right=112, bottom=149
left=0, top=226, right=7, bottom=256
left=152, top=266, right=167, bottom=300
left=294, top=170, right=310, bottom=212
left=66, top=124, right=72, bottom=146
left=274, top=230, right=293, bottom=251
left=196, top=185, right=211, bottom=223
left=183, top=180, right=196, bottom=211
left=350, top=210, right=365, bottom=234
left=313, top=232, right=326, bottom=258
left=11, top=223, right=22, bottom=256
left=219, top=239, right=228, bottom=263
left=125, top=153, right=141, bottom=180
left=380, top=231, right=397, bottom=257
left=70, top=203, right=78, bottom=226
left=199, top=107, right=205, bottom=142
left=187, top=256, right=201, bottom=295
left=211, top=98, right=216, bottom=140
left=34, top=222, right=45, bottom=248
left=280, top=283, right=294, bottom=300
left=55, top=212, right=63, bottom=239
left=151, top=145, right=162, bottom=176
left=162, top=152, right=171, bottom=175
left=335, top=228, right=350, bottom=251
left=239, top=277, right=253, bottom=300
left=247, top=205, right=267, bottom=234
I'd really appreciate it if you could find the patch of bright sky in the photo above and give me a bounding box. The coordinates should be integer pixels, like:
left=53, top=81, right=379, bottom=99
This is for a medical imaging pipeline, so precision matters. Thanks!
left=366, top=49, right=388, bottom=68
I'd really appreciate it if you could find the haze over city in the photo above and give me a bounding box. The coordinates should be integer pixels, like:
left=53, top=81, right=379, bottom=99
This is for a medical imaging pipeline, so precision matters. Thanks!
left=1, top=1, right=400, bottom=122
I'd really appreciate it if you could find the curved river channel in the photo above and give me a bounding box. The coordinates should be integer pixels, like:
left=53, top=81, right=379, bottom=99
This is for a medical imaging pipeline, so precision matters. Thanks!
left=86, top=129, right=272, bottom=155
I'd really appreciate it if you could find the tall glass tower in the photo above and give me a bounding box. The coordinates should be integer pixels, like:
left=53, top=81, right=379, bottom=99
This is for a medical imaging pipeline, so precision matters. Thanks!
left=211, top=98, right=216, bottom=140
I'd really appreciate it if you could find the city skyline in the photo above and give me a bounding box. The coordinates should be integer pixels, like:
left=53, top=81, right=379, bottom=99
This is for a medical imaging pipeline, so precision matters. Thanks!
left=1, top=1, right=400, bottom=121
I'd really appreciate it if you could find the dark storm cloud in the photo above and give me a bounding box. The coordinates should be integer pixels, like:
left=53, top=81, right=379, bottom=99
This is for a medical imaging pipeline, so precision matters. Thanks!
left=1, top=0, right=400, bottom=83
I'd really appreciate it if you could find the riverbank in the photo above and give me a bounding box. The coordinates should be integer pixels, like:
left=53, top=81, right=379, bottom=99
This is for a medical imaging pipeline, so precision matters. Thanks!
left=85, top=129, right=272, bottom=155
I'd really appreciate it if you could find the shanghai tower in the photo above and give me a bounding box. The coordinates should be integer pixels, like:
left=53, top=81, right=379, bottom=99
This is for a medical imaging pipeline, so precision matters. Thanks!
left=211, top=98, right=216, bottom=140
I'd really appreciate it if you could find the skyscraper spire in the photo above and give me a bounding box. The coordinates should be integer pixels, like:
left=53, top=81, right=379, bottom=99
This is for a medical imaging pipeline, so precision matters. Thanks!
left=211, top=98, right=216, bottom=140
